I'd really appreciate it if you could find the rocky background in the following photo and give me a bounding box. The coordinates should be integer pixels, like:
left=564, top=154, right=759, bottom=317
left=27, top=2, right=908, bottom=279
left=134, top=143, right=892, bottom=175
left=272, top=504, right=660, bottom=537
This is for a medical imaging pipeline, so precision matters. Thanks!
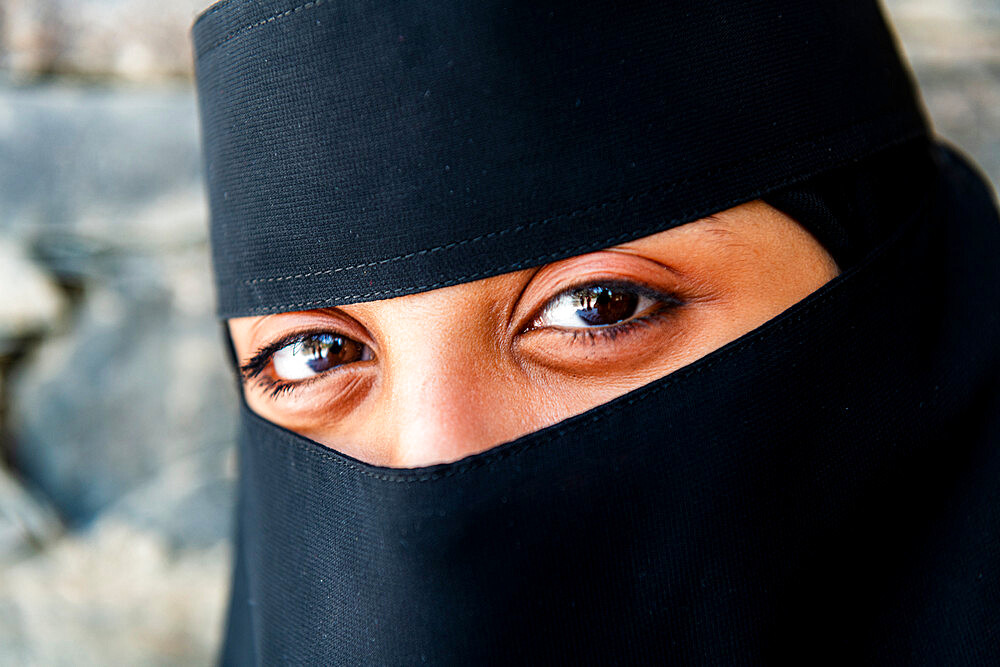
left=0, top=0, right=997, bottom=664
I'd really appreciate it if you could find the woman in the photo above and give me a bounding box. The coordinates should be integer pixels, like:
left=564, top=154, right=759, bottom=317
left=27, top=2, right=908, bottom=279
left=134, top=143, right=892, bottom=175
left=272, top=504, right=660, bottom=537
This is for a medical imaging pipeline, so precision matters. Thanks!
left=193, top=0, right=1000, bottom=663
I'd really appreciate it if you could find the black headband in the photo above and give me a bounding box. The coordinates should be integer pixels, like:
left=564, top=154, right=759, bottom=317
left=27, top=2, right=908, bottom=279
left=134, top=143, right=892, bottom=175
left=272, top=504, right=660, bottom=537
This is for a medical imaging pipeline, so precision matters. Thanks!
left=193, top=0, right=928, bottom=318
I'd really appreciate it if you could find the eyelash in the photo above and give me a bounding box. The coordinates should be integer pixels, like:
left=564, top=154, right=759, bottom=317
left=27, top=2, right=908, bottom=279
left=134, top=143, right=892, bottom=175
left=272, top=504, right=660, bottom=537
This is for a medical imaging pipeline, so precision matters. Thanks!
left=240, top=283, right=683, bottom=397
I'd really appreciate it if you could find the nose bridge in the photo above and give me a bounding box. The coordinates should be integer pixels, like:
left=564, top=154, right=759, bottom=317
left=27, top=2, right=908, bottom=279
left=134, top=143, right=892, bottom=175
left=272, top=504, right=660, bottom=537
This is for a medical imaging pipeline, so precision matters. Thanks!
left=377, top=299, right=506, bottom=467
left=392, top=361, right=492, bottom=467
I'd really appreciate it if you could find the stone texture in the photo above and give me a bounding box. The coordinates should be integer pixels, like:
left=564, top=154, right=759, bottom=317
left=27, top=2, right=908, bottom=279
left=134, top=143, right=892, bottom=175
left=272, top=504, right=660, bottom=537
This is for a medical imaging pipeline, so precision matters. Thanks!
left=0, top=80, right=236, bottom=548
left=0, top=83, right=205, bottom=246
left=886, top=0, right=1000, bottom=65
left=0, top=55, right=234, bottom=662
left=0, top=0, right=207, bottom=81
left=0, top=518, right=229, bottom=666
left=0, top=464, right=62, bottom=562
left=0, top=238, right=66, bottom=346
left=8, top=247, right=238, bottom=544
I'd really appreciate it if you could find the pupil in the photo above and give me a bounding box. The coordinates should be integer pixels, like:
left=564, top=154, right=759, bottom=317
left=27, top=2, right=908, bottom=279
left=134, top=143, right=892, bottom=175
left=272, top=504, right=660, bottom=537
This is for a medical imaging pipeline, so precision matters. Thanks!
left=575, top=286, right=639, bottom=326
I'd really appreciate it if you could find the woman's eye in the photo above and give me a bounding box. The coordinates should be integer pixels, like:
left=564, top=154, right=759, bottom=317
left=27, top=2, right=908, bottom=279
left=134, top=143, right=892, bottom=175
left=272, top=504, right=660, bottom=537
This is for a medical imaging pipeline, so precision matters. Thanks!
left=534, top=285, right=659, bottom=329
left=271, top=333, right=370, bottom=380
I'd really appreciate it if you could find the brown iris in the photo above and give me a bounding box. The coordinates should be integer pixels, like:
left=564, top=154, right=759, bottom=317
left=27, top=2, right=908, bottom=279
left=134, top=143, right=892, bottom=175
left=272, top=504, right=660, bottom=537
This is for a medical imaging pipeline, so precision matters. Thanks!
left=572, top=286, right=640, bottom=326
left=298, top=334, right=366, bottom=373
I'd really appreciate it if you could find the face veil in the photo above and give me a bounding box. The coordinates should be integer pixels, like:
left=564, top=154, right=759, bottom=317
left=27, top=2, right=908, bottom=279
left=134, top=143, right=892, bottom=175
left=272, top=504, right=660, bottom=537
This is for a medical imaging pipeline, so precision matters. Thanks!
left=192, top=1, right=1000, bottom=664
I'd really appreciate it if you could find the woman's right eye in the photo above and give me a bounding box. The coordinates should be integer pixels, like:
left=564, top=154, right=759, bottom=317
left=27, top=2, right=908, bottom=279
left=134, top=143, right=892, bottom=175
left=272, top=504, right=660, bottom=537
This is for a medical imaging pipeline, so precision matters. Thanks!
left=534, top=284, right=658, bottom=329
left=253, top=333, right=371, bottom=382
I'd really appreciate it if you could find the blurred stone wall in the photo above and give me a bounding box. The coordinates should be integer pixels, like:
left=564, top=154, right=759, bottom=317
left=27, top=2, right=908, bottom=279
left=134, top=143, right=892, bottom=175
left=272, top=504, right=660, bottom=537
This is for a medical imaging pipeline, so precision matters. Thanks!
left=889, top=0, right=1000, bottom=185
left=0, top=1, right=235, bottom=665
left=0, top=0, right=996, bottom=664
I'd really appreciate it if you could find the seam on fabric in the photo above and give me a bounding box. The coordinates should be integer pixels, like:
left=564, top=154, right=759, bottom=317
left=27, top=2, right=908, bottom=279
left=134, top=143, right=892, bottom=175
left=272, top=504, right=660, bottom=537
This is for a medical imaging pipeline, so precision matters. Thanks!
left=197, top=0, right=328, bottom=58
left=238, top=190, right=654, bottom=286
left=226, top=112, right=926, bottom=298
left=248, top=187, right=923, bottom=482
left=232, top=122, right=925, bottom=315
left=234, top=206, right=721, bottom=310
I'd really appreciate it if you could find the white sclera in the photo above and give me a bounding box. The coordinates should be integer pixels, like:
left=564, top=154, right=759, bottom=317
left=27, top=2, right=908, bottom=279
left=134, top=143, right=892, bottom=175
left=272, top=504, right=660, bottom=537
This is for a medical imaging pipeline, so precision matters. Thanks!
left=272, top=341, right=327, bottom=380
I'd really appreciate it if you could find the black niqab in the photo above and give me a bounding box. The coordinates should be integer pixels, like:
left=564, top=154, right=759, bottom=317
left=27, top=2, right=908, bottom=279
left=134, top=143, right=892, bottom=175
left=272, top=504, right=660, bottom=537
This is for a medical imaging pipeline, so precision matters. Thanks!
left=192, top=1, right=1000, bottom=663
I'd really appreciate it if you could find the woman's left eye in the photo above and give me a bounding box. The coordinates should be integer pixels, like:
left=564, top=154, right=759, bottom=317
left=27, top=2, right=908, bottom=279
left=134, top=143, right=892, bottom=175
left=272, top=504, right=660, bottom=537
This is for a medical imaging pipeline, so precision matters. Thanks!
left=533, top=284, right=663, bottom=329
left=269, top=333, right=370, bottom=380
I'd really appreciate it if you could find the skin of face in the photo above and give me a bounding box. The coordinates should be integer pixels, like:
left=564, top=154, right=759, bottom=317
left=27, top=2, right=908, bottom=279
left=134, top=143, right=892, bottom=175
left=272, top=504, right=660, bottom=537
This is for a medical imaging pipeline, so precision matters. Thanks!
left=228, top=200, right=839, bottom=468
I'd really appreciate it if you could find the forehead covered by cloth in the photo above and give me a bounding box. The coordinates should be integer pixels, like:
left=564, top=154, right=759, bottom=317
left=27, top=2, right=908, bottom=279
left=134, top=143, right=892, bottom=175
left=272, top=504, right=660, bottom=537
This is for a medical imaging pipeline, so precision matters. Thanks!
left=193, top=0, right=927, bottom=318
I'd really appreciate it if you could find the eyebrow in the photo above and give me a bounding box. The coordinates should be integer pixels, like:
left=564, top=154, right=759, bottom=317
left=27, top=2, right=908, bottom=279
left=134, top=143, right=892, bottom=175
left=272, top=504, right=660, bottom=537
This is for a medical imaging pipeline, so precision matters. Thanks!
left=697, top=214, right=734, bottom=233
left=690, top=214, right=753, bottom=252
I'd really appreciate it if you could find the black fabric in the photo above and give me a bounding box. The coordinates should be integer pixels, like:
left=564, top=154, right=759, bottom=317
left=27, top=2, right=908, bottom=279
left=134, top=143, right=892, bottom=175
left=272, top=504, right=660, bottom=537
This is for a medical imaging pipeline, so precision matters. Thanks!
left=219, top=144, right=1000, bottom=664
left=763, top=139, right=932, bottom=271
left=193, top=0, right=927, bottom=318
left=190, top=1, right=1000, bottom=664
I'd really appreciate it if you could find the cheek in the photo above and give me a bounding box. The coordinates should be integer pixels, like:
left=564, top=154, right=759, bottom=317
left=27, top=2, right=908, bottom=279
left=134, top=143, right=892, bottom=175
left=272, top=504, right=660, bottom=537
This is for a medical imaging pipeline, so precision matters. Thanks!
left=512, top=307, right=724, bottom=421
left=516, top=310, right=690, bottom=377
